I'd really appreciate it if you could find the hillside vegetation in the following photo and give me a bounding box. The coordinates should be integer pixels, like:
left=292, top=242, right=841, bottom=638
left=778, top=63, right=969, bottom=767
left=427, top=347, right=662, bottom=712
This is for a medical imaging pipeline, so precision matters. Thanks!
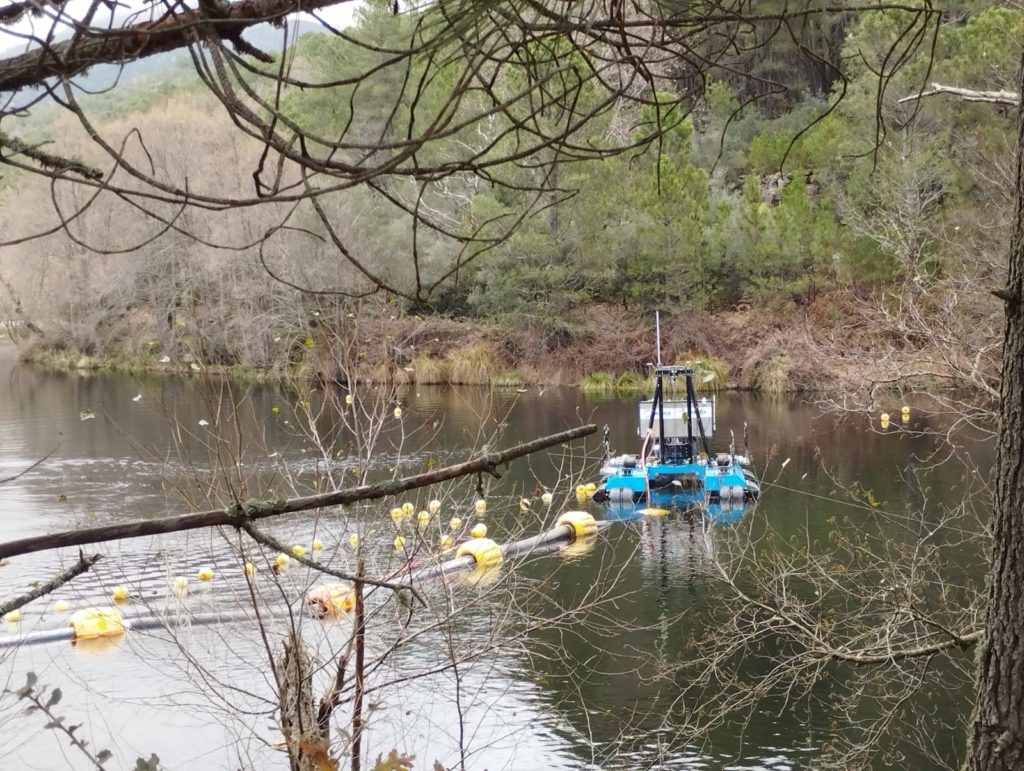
left=0, top=3, right=1015, bottom=394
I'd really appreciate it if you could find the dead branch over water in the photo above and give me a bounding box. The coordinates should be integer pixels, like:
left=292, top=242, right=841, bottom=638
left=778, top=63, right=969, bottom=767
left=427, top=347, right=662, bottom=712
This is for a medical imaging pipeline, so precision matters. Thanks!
left=0, top=423, right=595, bottom=561
left=0, top=550, right=101, bottom=616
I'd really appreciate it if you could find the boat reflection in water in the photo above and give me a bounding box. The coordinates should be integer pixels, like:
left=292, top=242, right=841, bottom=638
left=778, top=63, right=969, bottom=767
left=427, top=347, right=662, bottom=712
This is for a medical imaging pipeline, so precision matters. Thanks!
left=601, top=490, right=753, bottom=581
left=601, top=491, right=752, bottom=525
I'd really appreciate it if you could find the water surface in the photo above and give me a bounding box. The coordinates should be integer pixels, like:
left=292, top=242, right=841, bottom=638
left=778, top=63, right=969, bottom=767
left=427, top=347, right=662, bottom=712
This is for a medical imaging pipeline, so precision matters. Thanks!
left=0, top=345, right=991, bottom=769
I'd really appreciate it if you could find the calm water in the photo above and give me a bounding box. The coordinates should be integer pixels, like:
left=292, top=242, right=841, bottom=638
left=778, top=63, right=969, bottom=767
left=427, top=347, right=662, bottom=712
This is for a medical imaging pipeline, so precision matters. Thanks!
left=0, top=345, right=992, bottom=769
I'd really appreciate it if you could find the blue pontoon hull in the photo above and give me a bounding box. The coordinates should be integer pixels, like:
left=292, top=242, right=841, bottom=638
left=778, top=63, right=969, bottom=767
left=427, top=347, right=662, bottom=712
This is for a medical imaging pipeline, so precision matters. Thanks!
left=596, top=460, right=753, bottom=502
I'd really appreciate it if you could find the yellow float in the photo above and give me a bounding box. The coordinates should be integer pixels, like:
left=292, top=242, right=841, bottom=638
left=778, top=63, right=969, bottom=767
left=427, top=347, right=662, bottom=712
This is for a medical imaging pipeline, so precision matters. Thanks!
left=556, top=511, right=598, bottom=540
left=455, top=538, right=503, bottom=569
left=304, top=583, right=355, bottom=618
left=68, top=607, right=125, bottom=640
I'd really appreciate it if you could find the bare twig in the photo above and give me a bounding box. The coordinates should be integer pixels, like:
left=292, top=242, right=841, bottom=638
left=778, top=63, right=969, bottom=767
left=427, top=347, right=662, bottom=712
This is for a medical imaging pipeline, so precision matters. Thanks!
left=316, top=653, right=347, bottom=737
left=0, top=446, right=57, bottom=485
left=242, top=522, right=425, bottom=603
left=350, top=557, right=366, bottom=771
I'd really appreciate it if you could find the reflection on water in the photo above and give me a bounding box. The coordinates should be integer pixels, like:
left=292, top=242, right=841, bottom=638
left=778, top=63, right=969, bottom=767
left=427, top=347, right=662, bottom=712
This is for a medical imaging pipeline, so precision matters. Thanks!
left=0, top=345, right=991, bottom=769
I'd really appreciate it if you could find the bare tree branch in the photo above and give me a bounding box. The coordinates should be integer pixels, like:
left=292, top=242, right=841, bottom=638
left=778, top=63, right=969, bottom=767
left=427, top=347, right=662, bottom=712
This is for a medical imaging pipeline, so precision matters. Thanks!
left=0, top=550, right=101, bottom=616
left=0, top=131, right=102, bottom=179
left=0, top=0, right=354, bottom=93
left=0, top=423, right=596, bottom=560
left=242, top=521, right=425, bottom=603
left=899, top=82, right=1020, bottom=106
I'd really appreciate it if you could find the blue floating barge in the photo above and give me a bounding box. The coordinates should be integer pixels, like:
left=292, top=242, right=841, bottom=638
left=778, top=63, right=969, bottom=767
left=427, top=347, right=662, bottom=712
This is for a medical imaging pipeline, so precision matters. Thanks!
left=593, top=365, right=759, bottom=507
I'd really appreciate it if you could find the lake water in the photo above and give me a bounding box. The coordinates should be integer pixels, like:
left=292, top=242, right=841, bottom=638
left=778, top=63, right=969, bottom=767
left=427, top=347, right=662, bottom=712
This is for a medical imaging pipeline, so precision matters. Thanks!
left=0, top=345, right=992, bottom=769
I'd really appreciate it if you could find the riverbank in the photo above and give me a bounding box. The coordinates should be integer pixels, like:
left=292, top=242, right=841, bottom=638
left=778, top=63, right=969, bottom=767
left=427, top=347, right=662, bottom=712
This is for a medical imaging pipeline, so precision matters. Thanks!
left=18, top=343, right=281, bottom=384
left=8, top=296, right=931, bottom=394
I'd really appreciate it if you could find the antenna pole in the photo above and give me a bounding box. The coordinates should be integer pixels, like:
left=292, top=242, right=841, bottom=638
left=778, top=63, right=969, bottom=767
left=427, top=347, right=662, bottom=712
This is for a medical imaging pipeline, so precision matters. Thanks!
left=655, top=311, right=662, bottom=367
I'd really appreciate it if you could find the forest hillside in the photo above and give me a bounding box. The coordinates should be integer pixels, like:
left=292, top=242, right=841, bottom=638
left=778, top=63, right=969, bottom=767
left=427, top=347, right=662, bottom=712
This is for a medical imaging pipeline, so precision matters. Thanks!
left=0, top=2, right=1015, bottom=394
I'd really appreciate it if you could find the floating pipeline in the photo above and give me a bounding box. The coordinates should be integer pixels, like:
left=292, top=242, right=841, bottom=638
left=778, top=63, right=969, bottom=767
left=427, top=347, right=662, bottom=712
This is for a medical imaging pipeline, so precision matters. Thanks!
left=0, top=604, right=317, bottom=650
left=399, top=511, right=612, bottom=585
left=0, top=512, right=617, bottom=650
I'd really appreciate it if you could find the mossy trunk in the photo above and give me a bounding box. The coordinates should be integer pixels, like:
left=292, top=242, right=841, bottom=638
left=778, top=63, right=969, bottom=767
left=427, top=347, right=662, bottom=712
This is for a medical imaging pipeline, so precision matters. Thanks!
left=968, top=53, right=1024, bottom=771
left=279, top=631, right=325, bottom=771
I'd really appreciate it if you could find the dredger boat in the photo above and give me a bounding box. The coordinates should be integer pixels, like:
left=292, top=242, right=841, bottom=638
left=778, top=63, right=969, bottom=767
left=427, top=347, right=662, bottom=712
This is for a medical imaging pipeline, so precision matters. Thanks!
left=592, top=364, right=759, bottom=508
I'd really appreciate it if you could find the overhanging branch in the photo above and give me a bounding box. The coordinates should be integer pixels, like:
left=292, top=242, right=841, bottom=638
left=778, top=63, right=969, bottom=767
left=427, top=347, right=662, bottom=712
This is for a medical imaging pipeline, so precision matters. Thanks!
left=0, top=0, right=66, bottom=25
left=0, top=0, right=354, bottom=93
left=0, top=424, right=596, bottom=560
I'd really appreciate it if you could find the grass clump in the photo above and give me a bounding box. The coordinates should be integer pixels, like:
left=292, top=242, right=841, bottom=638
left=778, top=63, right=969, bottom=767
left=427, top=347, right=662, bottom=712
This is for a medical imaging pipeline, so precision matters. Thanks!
left=411, top=354, right=449, bottom=384
left=446, top=343, right=499, bottom=385
left=614, top=371, right=651, bottom=393
left=580, top=372, right=614, bottom=393
left=752, top=353, right=791, bottom=394
left=492, top=370, right=527, bottom=388
left=678, top=354, right=729, bottom=392
left=19, top=344, right=90, bottom=371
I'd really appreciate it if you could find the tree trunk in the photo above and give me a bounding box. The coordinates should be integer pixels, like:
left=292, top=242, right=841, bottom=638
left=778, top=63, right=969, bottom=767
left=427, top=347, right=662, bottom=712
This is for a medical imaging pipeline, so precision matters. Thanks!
left=969, top=53, right=1024, bottom=771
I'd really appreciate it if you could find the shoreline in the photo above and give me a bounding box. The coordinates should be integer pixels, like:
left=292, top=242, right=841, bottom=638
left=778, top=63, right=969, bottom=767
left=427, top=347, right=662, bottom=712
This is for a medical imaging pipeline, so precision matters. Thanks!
left=13, top=334, right=806, bottom=394
left=5, top=296, right=962, bottom=396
